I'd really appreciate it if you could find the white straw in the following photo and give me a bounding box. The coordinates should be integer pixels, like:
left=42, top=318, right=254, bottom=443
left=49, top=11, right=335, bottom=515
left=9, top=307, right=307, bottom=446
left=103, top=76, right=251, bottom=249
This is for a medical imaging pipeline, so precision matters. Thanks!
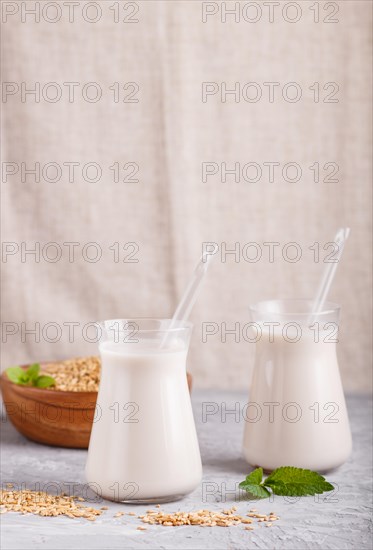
left=161, top=243, right=218, bottom=347
left=308, top=227, right=350, bottom=325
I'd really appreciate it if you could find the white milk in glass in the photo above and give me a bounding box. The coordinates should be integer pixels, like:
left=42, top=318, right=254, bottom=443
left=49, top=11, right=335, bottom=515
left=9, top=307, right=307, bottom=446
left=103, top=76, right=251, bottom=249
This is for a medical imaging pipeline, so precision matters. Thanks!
left=86, top=320, right=202, bottom=503
left=243, top=301, right=352, bottom=472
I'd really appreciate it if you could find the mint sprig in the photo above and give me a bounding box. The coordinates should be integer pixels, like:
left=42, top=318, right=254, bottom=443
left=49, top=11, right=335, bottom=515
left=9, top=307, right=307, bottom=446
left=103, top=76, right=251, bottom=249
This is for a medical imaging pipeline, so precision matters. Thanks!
left=239, top=466, right=334, bottom=499
left=6, top=364, right=55, bottom=389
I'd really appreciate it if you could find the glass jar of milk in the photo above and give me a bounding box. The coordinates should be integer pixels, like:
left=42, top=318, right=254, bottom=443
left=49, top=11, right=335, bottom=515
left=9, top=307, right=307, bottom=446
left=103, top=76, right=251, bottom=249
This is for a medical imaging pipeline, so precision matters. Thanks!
left=243, top=300, right=352, bottom=472
left=86, top=319, right=202, bottom=503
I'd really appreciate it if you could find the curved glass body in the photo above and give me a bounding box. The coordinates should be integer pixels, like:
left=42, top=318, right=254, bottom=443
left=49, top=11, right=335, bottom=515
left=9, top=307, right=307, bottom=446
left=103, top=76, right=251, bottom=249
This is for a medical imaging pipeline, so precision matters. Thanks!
left=243, top=300, right=352, bottom=472
left=86, top=319, right=202, bottom=503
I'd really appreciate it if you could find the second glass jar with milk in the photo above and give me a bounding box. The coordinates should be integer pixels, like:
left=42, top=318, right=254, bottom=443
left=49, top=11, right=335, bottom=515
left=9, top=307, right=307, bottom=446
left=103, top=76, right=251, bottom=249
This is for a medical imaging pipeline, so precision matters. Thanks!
left=243, top=299, right=352, bottom=472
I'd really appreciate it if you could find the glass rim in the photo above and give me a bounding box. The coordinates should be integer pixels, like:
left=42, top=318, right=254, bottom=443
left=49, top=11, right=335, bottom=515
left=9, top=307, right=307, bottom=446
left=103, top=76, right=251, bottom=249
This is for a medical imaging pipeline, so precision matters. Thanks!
left=96, top=318, right=193, bottom=334
left=249, top=299, right=340, bottom=317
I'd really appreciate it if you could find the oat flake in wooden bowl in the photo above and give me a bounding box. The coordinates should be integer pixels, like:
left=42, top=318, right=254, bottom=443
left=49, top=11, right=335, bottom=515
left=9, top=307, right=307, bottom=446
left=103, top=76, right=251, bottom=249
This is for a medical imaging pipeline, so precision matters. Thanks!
left=42, top=356, right=101, bottom=392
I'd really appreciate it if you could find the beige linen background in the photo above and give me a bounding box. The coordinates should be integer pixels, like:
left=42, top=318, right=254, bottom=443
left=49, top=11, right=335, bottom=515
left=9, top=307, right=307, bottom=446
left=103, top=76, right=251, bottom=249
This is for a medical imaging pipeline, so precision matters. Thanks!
left=1, top=1, right=372, bottom=392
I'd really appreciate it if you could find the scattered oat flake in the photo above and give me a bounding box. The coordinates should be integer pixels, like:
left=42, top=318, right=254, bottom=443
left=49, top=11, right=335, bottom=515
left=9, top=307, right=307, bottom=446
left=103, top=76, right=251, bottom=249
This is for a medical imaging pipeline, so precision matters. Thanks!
left=0, top=490, right=102, bottom=520
left=137, top=507, right=279, bottom=528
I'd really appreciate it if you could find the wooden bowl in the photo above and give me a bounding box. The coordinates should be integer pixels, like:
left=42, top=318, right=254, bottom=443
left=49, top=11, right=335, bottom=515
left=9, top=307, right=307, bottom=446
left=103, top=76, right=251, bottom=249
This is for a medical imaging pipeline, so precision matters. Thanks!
left=0, top=364, right=193, bottom=449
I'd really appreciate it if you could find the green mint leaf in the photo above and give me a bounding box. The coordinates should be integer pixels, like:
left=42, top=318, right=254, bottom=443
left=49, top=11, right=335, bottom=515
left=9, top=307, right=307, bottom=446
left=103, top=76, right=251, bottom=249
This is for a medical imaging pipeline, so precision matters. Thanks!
left=35, top=375, right=56, bottom=389
left=6, top=367, right=26, bottom=384
left=18, top=374, right=31, bottom=384
left=246, top=467, right=264, bottom=485
left=239, top=467, right=271, bottom=499
left=26, top=363, right=40, bottom=382
left=239, top=482, right=271, bottom=499
left=263, top=466, right=334, bottom=496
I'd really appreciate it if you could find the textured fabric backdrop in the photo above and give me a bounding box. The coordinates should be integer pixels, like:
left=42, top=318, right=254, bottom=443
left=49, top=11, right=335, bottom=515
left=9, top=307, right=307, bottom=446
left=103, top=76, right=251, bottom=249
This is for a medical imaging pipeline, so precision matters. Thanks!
left=1, top=0, right=372, bottom=392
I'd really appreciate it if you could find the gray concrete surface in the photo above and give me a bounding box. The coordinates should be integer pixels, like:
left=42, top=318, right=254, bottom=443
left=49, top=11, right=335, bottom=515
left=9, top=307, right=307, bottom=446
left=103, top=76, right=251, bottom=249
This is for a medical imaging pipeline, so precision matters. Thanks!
left=1, top=391, right=372, bottom=550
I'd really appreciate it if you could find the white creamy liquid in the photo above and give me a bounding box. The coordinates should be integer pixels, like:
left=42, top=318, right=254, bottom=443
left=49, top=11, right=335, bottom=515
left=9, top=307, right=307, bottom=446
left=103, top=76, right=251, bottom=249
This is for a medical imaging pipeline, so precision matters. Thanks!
left=243, top=326, right=352, bottom=471
left=86, top=342, right=202, bottom=502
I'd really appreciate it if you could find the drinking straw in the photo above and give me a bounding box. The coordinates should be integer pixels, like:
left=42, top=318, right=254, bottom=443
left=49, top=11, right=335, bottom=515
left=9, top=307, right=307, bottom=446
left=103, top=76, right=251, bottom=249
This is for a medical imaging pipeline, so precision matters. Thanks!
left=161, top=243, right=218, bottom=347
left=308, top=227, right=350, bottom=325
